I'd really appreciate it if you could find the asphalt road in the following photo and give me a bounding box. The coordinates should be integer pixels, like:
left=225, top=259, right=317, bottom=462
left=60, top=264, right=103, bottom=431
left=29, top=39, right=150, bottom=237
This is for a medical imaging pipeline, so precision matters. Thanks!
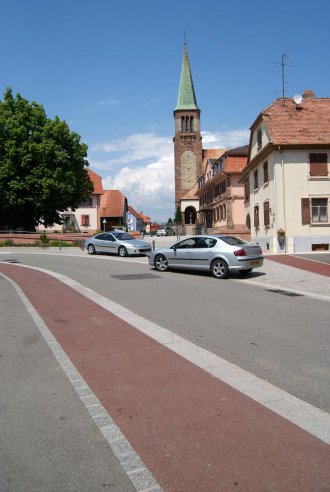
left=1, top=251, right=329, bottom=413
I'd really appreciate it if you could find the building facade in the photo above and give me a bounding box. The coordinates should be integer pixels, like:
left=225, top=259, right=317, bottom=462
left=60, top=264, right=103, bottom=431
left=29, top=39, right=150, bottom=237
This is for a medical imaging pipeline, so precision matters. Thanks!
left=245, top=91, right=330, bottom=253
left=196, top=146, right=249, bottom=238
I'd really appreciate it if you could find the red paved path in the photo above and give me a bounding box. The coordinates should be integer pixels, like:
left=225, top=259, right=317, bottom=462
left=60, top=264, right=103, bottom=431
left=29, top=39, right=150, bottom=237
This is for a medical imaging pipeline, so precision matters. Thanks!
left=1, top=263, right=329, bottom=491
left=266, top=255, right=330, bottom=276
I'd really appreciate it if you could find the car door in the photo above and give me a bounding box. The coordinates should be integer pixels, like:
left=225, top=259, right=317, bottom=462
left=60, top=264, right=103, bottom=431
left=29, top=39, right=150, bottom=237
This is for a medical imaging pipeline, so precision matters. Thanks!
left=190, top=237, right=217, bottom=269
left=91, top=233, right=107, bottom=253
left=103, top=233, right=118, bottom=253
left=167, top=238, right=198, bottom=268
left=94, top=233, right=116, bottom=253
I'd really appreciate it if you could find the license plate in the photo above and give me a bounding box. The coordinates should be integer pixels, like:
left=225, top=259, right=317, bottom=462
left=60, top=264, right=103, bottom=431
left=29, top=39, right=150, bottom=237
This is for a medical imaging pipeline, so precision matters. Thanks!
left=250, top=259, right=262, bottom=267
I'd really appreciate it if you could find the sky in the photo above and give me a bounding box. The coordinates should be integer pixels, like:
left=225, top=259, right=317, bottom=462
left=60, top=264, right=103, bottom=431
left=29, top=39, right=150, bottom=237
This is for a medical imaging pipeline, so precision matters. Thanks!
left=1, top=0, right=330, bottom=223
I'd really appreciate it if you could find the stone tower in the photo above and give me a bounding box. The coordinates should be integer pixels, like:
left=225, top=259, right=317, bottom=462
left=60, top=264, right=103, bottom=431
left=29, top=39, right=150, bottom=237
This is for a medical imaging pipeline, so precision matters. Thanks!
left=173, top=46, right=203, bottom=213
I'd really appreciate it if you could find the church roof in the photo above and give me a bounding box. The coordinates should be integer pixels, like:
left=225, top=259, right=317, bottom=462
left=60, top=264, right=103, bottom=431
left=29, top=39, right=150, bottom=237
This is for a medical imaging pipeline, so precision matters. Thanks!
left=175, top=47, right=199, bottom=111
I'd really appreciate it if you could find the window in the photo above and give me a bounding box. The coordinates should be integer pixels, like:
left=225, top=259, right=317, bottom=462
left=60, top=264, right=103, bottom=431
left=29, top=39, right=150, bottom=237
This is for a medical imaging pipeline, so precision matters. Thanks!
left=244, top=179, right=250, bottom=201
left=263, top=161, right=269, bottom=184
left=311, top=198, right=328, bottom=222
left=257, top=130, right=262, bottom=150
left=254, top=170, right=258, bottom=190
left=263, top=201, right=270, bottom=226
left=181, top=116, right=194, bottom=133
left=254, top=205, right=259, bottom=227
left=175, top=238, right=197, bottom=249
left=81, top=215, right=90, bottom=226
left=309, top=154, right=328, bottom=177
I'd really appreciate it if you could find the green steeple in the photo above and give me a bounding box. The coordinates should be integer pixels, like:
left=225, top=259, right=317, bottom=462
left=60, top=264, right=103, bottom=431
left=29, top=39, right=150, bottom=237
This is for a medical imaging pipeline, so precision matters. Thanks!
left=175, top=47, right=199, bottom=111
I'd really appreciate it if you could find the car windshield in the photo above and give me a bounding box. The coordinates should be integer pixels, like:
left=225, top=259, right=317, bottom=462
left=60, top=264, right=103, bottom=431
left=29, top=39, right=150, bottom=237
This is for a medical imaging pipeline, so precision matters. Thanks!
left=218, top=236, right=248, bottom=246
left=112, top=232, right=134, bottom=241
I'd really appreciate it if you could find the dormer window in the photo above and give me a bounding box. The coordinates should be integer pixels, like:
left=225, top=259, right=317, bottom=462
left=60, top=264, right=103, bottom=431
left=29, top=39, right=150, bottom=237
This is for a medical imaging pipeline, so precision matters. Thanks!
left=257, top=129, right=262, bottom=151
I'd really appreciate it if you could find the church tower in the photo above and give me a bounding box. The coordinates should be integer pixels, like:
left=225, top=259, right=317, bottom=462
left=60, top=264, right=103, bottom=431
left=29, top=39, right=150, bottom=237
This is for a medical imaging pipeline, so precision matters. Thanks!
left=173, top=46, right=203, bottom=215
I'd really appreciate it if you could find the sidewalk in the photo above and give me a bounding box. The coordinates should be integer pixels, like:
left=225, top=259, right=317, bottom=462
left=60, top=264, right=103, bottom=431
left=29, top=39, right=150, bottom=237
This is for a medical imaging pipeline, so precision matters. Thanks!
left=0, top=262, right=329, bottom=491
left=240, top=253, right=330, bottom=302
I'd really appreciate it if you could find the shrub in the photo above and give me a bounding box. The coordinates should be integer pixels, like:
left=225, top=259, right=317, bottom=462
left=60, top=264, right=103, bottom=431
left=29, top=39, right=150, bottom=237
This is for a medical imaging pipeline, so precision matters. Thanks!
left=0, top=239, right=14, bottom=247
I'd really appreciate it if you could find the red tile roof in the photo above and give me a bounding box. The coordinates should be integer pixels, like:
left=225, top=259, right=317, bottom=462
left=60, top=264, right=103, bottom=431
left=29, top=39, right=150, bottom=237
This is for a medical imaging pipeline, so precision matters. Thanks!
left=86, top=168, right=103, bottom=195
left=203, top=149, right=226, bottom=159
left=139, top=212, right=151, bottom=224
left=224, top=155, right=248, bottom=173
left=258, top=97, right=330, bottom=145
left=128, top=205, right=143, bottom=219
left=201, top=149, right=226, bottom=174
left=100, top=190, right=126, bottom=217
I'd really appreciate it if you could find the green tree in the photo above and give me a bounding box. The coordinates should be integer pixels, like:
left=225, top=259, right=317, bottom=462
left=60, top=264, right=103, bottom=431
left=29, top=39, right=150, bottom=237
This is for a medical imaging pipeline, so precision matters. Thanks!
left=167, top=217, right=173, bottom=224
left=0, top=88, right=93, bottom=230
left=174, top=206, right=182, bottom=224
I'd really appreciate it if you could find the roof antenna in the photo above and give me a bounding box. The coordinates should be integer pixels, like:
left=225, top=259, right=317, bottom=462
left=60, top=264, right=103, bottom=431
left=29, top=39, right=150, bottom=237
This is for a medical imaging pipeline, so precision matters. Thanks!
left=184, top=30, right=187, bottom=47
left=274, top=53, right=294, bottom=104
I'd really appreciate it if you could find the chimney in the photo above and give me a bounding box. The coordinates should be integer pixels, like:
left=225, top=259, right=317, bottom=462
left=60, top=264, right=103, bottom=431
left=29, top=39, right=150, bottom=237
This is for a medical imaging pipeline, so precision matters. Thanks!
left=303, top=89, right=315, bottom=99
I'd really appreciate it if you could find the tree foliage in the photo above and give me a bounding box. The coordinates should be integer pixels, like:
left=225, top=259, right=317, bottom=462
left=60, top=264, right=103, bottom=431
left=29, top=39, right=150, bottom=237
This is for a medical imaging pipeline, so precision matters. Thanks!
left=174, top=206, right=182, bottom=224
left=0, top=88, right=93, bottom=230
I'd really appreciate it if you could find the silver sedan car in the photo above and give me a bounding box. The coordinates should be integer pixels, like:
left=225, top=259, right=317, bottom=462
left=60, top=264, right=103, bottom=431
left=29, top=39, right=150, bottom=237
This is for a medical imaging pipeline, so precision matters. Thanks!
left=86, top=231, right=151, bottom=257
left=148, top=235, right=263, bottom=279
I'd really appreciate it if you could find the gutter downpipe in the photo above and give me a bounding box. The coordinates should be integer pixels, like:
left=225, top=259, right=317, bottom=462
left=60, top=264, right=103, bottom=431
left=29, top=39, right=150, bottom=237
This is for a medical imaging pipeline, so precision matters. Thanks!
left=280, top=145, right=287, bottom=252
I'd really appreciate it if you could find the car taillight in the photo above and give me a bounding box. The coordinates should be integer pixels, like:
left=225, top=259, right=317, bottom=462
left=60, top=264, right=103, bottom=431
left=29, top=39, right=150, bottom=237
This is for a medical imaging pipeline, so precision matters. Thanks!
left=234, top=249, right=246, bottom=257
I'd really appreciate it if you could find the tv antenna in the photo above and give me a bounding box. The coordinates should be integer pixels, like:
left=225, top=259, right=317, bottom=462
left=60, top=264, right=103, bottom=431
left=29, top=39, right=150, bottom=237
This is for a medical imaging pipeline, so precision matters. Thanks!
left=275, top=53, right=295, bottom=102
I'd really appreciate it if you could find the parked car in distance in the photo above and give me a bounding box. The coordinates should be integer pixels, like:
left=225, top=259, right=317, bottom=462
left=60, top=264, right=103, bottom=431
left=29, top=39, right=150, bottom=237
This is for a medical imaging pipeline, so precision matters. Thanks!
left=148, top=235, right=263, bottom=278
left=86, top=231, right=151, bottom=257
left=156, top=226, right=175, bottom=236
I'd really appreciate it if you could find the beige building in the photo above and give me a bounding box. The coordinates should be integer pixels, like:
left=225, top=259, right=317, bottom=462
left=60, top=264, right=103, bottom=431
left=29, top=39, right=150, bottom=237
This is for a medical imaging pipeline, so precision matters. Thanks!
left=244, top=91, right=330, bottom=253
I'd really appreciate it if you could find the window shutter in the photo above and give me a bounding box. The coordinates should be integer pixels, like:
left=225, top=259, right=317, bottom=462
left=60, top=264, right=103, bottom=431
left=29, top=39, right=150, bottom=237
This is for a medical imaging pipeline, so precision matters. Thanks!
left=254, top=206, right=259, bottom=227
left=309, top=154, right=328, bottom=176
left=301, top=198, right=310, bottom=225
left=263, top=202, right=270, bottom=226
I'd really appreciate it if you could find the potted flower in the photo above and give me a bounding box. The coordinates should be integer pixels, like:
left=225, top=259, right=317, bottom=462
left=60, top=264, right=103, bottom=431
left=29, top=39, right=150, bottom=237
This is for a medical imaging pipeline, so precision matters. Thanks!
left=277, top=228, right=286, bottom=250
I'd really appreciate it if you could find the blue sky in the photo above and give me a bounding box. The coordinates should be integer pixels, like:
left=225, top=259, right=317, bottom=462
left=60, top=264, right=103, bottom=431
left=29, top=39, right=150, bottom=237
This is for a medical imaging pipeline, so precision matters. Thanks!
left=1, top=0, right=330, bottom=222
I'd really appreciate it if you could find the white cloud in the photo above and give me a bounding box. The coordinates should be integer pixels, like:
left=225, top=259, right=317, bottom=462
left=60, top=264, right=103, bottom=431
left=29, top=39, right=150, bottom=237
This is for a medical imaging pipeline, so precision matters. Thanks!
left=88, top=129, right=249, bottom=223
left=85, top=98, right=121, bottom=113
left=102, top=153, right=175, bottom=222
left=201, top=129, right=250, bottom=148
left=90, top=133, right=172, bottom=162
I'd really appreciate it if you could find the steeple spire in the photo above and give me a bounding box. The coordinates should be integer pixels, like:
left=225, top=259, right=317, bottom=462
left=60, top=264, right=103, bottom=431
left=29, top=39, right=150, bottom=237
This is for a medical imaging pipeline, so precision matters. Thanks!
left=175, top=46, right=199, bottom=111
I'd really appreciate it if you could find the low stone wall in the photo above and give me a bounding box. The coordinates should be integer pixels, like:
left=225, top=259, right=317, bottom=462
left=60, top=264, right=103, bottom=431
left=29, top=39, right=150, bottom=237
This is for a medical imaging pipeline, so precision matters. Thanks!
left=0, top=232, right=93, bottom=246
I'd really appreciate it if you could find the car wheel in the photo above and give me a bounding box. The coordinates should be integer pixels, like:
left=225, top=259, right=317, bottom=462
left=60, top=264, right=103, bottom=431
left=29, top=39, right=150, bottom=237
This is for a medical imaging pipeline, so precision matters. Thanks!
left=87, top=244, right=96, bottom=255
left=118, top=246, right=127, bottom=257
left=211, top=259, right=229, bottom=279
left=239, top=268, right=253, bottom=274
left=154, top=254, right=169, bottom=272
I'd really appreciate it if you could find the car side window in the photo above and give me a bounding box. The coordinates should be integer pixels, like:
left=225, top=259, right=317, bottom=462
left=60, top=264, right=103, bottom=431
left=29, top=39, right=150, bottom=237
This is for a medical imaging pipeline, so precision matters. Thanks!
left=105, top=234, right=115, bottom=242
left=196, top=237, right=208, bottom=248
left=175, top=238, right=197, bottom=249
left=206, top=238, right=217, bottom=248
left=96, top=233, right=106, bottom=240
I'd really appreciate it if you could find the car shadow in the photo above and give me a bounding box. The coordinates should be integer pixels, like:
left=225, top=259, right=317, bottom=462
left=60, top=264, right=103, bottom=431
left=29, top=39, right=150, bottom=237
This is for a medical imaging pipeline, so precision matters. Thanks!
left=149, top=267, right=266, bottom=280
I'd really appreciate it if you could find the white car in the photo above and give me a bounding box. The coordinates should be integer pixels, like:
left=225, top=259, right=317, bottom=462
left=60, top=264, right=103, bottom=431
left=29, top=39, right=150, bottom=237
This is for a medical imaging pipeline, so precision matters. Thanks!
left=157, top=227, right=175, bottom=236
